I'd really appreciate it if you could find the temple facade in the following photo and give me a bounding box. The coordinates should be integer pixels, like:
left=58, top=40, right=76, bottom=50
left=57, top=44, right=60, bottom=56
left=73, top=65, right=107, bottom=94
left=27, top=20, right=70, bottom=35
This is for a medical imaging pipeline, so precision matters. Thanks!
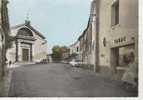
left=7, top=20, right=48, bottom=63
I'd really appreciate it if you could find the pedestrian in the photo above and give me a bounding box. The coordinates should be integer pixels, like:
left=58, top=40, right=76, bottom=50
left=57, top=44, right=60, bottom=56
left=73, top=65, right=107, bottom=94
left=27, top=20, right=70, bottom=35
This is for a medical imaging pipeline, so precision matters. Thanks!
left=121, top=52, right=138, bottom=90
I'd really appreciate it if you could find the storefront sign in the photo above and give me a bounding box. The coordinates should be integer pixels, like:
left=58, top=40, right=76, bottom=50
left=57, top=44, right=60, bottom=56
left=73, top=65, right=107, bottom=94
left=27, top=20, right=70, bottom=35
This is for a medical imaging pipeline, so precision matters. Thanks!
left=114, top=36, right=126, bottom=44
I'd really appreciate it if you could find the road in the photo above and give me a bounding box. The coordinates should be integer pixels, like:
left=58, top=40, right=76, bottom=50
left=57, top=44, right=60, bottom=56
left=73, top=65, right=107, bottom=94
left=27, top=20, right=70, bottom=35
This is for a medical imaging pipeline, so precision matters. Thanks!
left=8, top=63, right=137, bottom=97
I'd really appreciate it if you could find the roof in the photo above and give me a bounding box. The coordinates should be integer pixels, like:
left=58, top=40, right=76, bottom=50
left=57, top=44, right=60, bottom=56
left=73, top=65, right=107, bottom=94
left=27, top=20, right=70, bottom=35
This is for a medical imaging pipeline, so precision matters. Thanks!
left=11, top=20, right=46, bottom=39
left=69, top=40, right=79, bottom=47
left=78, top=18, right=91, bottom=41
left=28, top=25, right=45, bottom=39
left=78, top=0, right=95, bottom=41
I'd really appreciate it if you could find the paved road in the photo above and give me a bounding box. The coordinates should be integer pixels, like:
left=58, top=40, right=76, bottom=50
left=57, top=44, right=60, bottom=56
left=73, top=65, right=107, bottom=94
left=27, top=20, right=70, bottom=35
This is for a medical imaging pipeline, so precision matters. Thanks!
left=8, top=63, right=137, bottom=97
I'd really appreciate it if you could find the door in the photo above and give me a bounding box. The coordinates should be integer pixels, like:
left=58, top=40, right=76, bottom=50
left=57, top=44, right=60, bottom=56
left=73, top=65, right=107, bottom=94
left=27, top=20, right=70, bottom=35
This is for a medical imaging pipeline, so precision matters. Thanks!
left=22, top=48, right=29, bottom=61
left=110, top=48, right=119, bottom=73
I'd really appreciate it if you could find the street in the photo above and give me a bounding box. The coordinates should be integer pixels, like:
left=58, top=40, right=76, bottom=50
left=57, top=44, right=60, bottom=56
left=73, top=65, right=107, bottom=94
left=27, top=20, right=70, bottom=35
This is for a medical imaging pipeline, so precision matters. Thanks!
left=8, top=63, right=137, bottom=97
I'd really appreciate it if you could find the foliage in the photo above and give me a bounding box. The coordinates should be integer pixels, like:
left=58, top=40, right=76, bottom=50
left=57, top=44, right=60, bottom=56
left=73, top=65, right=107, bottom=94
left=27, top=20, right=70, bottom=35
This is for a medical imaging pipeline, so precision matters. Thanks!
left=52, top=46, right=62, bottom=61
left=52, top=45, right=70, bottom=61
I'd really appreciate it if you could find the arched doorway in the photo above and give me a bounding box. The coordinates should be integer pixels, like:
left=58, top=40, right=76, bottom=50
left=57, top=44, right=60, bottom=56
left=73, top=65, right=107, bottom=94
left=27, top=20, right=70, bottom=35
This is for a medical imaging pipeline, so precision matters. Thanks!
left=16, top=27, right=35, bottom=62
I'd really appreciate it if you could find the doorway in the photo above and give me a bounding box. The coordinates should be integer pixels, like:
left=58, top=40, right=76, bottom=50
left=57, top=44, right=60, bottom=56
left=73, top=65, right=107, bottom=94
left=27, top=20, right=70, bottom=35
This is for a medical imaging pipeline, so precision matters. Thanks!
left=110, top=44, right=135, bottom=72
left=22, top=48, right=29, bottom=62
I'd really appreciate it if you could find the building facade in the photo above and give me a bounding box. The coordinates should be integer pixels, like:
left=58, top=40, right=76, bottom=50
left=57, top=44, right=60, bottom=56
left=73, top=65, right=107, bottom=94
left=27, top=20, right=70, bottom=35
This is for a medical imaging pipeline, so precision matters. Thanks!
left=78, top=1, right=96, bottom=66
left=69, top=41, right=80, bottom=61
left=82, top=21, right=92, bottom=65
left=97, top=0, right=138, bottom=78
left=62, top=49, right=70, bottom=61
left=78, top=33, right=84, bottom=62
left=76, top=0, right=138, bottom=79
left=7, top=20, right=48, bottom=63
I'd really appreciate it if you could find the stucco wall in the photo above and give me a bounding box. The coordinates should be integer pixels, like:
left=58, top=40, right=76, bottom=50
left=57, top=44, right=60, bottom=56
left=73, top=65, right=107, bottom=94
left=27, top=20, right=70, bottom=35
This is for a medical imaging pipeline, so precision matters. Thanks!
left=98, top=0, right=112, bottom=67
left=69, top=41, right=81, bottom=61
left=33, top=33, right=48, bottom=62
left=70, top=41, right=80, bottom=55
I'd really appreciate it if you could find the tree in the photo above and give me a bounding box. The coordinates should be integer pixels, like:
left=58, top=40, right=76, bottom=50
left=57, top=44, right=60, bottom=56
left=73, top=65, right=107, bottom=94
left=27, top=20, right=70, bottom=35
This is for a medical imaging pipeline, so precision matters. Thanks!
left=0, top=30, right=14, bottom=77
left=52, top=46, right=62, bottom=61
left=0, top=0, right=14, bottom=77
left=52, top=46, right=70, bottom=61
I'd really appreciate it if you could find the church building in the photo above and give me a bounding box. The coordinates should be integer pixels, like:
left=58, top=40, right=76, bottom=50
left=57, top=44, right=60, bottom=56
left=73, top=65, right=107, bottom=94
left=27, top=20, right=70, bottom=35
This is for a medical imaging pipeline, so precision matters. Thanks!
left=7, top=20, right=48, bottom=63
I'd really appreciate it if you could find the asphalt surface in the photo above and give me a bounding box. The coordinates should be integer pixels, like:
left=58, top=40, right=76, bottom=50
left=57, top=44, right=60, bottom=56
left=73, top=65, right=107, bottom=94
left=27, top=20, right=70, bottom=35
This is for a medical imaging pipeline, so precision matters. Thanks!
left=8, top=63, right=138, bottom=97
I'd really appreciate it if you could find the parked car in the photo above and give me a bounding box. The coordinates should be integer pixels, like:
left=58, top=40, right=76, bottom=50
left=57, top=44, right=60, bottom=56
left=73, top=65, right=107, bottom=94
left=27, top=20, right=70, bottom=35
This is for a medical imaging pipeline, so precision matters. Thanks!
left=61, top=60, right=68, bottom=64
left=36, top=59, right=48, bottom=64
left=69, top=59, right=82, bottom=67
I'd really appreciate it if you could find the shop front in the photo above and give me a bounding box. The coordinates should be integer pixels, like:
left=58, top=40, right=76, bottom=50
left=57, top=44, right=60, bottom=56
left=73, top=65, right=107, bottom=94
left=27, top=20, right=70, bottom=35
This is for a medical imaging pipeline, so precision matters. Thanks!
left=110, top=36, right=136, bottom=79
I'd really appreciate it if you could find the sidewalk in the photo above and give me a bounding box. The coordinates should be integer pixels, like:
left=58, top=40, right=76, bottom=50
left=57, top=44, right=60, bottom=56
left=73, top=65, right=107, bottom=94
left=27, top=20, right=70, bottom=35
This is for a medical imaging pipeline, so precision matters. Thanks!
left=0, top=68, right=13, bottom=96
left=8, top=62, right=36, bottom=69
left=2, top=63, right=35, bottom=96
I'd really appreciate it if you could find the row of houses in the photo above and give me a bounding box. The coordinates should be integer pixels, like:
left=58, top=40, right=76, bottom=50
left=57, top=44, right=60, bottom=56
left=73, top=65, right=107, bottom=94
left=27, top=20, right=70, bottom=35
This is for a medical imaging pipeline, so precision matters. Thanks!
left=70, top=0, right=138, bottom=79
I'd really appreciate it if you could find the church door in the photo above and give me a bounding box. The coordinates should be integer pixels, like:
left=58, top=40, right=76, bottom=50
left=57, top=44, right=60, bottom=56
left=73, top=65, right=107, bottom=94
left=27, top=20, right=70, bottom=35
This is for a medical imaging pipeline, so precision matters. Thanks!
left=22, top=48, right=29, bottom=61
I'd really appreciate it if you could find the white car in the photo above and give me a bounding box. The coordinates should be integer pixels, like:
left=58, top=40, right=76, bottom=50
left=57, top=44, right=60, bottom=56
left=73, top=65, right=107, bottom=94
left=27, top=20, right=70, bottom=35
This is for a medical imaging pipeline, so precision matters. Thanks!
left=69, top=59, right=82, bottom=67
left=61, top=60, right=68, bottom=64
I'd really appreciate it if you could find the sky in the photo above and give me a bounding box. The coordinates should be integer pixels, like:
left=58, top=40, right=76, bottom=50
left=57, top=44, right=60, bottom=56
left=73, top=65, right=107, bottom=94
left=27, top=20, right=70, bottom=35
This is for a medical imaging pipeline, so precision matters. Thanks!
left=8, top=0, right=91, bottom=53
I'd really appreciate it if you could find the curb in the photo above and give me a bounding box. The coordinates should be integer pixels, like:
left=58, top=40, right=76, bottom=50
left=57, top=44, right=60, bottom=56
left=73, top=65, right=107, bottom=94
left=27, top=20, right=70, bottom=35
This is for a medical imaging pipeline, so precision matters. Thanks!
left=4, top=69, right=13, bottom=97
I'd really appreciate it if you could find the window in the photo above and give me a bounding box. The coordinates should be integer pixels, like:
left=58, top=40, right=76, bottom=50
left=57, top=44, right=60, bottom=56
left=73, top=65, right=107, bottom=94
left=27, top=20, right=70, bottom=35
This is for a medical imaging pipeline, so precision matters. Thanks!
left=77, top=47, right=79, bottom=52
left=111, top=0, right=119, bottom=26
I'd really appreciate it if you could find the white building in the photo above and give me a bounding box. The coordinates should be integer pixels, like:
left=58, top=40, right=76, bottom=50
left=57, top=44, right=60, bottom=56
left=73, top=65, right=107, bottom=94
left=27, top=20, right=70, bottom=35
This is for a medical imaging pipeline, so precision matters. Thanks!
left=69, top=41, right=80, bottom=60
left=7, top=20, right=48, bottom=63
